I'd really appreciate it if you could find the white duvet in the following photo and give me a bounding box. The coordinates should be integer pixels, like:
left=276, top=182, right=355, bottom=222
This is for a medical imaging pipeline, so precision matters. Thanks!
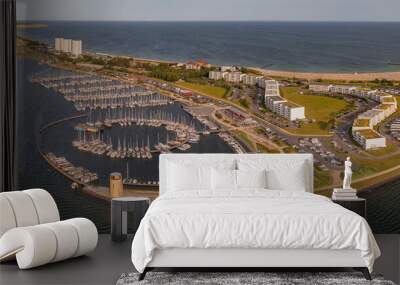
left=131, top=190, right=380, bottom=273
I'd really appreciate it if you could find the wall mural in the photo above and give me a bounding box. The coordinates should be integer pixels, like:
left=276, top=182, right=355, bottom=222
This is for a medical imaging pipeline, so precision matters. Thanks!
left=16, top=14, right=400, bottom=233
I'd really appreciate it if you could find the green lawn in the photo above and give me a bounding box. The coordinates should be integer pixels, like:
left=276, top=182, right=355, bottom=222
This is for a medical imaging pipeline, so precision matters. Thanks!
left=233, top=130, right=256, bottom=151
left=176, top=82, right=228, bottom=99
left=314, top=168, right=332, bottom=189
left=256, top=143, right=280, bottom=153
left=280, top=87, right=349, bottom=135
left=352, top=153, right=400, bottom=180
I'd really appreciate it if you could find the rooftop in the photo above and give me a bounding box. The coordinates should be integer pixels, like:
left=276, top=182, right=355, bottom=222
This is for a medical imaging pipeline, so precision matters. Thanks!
left=375, top=92, right=392, bottom=97
left=359, top=109, right=384, bottom=118
left=282, top=101, right=302, bottom=108
left=374, top=104, right=392, bottom=110
left=353, top=118, right=370, bottom=127
left=382, top=97, right=397, bottom=104
left=356, top=129, right=383, bottom=139
left=267, top=95, right=286, bottom=102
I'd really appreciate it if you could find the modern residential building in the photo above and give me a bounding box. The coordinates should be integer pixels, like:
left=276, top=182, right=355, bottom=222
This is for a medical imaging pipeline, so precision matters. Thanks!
left=265, top=80, right=280, bottom=96
left=71, top=40, right=82, bottom=57
left=224, top=72, right=244, bottom=83
left=241, top=74, right=263, bottom=86
left=352, top=118, right=372, bottom=131
left=352, top=129, right=387, bottom=149
left=55, top=38, right=82, bottom=57
left=309, top=84, right=333, bottom=93
left=264, top=80, right=305, bottom=121
left=62, top=39, right=72, bottom=53
left=256, top=77, right=266, bottom=88
left=55, top=38, right=63, bottom=51
left=209, top=70, right=265, bottom=86
left=330, top=85, right=357, bottom=95
left=282, top=103, right=306, bottom=121
left=208, top=71, right=226, bottom=80
left=309, top=84, right=395, bottom=105
left=309, top=83, right=398, bottom=149
left=351, top=90, right=397, bottom=149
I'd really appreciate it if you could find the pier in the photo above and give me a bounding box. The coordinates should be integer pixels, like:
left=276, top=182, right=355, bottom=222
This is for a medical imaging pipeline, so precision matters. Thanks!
left=42, top=153, right=98, bottom=186
left=30, top=72, right=172, bottom=111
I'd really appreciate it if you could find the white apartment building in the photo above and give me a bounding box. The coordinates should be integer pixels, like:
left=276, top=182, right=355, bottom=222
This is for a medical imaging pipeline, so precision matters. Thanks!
left=351, top=92, right=397, bottom=150
left=224, top=72, right=244, bottom=83
left=265, top=95, right=305, bottom=121
left=208, top=70, right=266, bottom=87
left=373, top=104, right=397, bottom=117
left=241, top=74, right=262, bottom=86
left=264, top=80, right=305, bottom=121
left=309, top=84, right=333, bottom=93
left=371, top=92, right=392, bottom=103
left=209, top=71, right=226, bottom=80
left=62, top=39, right=72, bottom=53
left=352, top=129, right=386, bottom=149
left=282, top=103, right=306, bottom=121
left=352, top=118, right=372, bottom=131
left=358, top=109, right=386, bottom=127
left=55, top=38, right=82, bottom=57
left=309, top=84, right=397, bottom=149
left=264, top=80, right=280, bottom=96
left=71, top=40, right=82, bottom=57
left=55, top=38, right=63, bottom=51
left=330, top=85, right=357, bottom=95
left=256, top=77, right=266, bottom=88
left=265, top=95, right=286, bottom=110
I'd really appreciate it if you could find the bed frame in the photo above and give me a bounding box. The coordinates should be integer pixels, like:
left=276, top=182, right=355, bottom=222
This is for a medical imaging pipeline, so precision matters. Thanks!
left=139, top=154, right=372, bottom=281
left=139, top=248, right=371, bottom=280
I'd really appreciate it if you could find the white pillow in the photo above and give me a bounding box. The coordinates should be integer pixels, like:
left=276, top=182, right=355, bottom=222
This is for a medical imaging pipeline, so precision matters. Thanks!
left=238, top=159, right=308, bottom=192
left=211, top=168, right=237, bottom=191
left=167, top=162, right=211, bottom=191
left=236, top=169, right=267, bottom=189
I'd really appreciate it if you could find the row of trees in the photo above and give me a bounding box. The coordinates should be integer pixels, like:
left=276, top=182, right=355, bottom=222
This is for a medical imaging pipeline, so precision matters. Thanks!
left=147, top=64, right=211, bottom=82
left=79, top=55, right=131, bottom=68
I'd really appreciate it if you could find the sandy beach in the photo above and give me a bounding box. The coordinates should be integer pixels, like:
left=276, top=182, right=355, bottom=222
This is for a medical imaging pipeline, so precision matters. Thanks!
left=254, top=68, right=400, bottom=82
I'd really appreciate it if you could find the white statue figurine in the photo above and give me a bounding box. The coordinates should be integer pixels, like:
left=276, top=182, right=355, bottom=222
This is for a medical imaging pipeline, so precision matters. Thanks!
left=342, top=157, right=353, bottom=190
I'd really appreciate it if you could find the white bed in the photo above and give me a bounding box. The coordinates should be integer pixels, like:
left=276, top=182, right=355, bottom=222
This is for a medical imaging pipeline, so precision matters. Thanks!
left=131, top=154, right=380, bottom=280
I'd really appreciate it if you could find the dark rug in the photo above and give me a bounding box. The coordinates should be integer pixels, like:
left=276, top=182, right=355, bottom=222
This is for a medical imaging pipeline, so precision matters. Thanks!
left=116, top=272, right=395, bottom=285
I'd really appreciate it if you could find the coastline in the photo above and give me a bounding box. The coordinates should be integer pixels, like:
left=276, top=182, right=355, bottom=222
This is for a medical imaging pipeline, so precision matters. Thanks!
left=20, top=39, right=400, bottom=200
left=18, top=35, right=400, bottom=81
left=254, top=68, right=400, bottom=82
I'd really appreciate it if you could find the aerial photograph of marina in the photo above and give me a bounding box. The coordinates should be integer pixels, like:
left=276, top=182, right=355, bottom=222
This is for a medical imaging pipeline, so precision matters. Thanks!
left=15, top=0, right=400, bottom=233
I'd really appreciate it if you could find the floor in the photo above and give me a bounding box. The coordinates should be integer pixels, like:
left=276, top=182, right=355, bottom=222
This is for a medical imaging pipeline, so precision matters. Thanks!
left=0, top=234, right=399, bottom=285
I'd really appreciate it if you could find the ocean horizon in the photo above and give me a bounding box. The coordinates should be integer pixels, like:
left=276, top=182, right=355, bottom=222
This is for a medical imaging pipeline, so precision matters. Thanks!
left=18, top=21, right=400, bottom=73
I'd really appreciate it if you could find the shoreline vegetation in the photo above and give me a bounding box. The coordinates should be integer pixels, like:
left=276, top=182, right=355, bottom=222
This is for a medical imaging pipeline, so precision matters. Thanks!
left=17, top=23, right=48, bottom=29
left=17, top=36, right=400, bottom=200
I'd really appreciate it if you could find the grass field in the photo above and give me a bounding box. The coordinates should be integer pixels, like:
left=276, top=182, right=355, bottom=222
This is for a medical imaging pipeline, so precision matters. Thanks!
left=176, top=81, right=228, bottom=99
left=314, top=168, right=333, bottom=189
left=280, top=87, right=350, bottom=135
left=366, top=144, right=398, bottom=156
left=352, top=153, right=400, bottom=180
left=233, top=130, right=256, bottom=151
left=256, top=143, right=280, bottom=153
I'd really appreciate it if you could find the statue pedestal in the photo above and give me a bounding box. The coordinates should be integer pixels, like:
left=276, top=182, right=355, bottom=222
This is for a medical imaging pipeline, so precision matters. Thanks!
left=332, top=188, right=358, bottom=200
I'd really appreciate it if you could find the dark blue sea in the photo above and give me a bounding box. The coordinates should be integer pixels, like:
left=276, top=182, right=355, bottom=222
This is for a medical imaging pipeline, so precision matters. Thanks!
left=19, top=21, right=400, bottom=72
left=16, top=21, right=400, bottom=233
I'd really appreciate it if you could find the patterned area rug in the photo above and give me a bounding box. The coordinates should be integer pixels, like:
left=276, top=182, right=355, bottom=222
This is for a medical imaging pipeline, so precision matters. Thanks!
left=117, top=272, right=395, bottom=285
